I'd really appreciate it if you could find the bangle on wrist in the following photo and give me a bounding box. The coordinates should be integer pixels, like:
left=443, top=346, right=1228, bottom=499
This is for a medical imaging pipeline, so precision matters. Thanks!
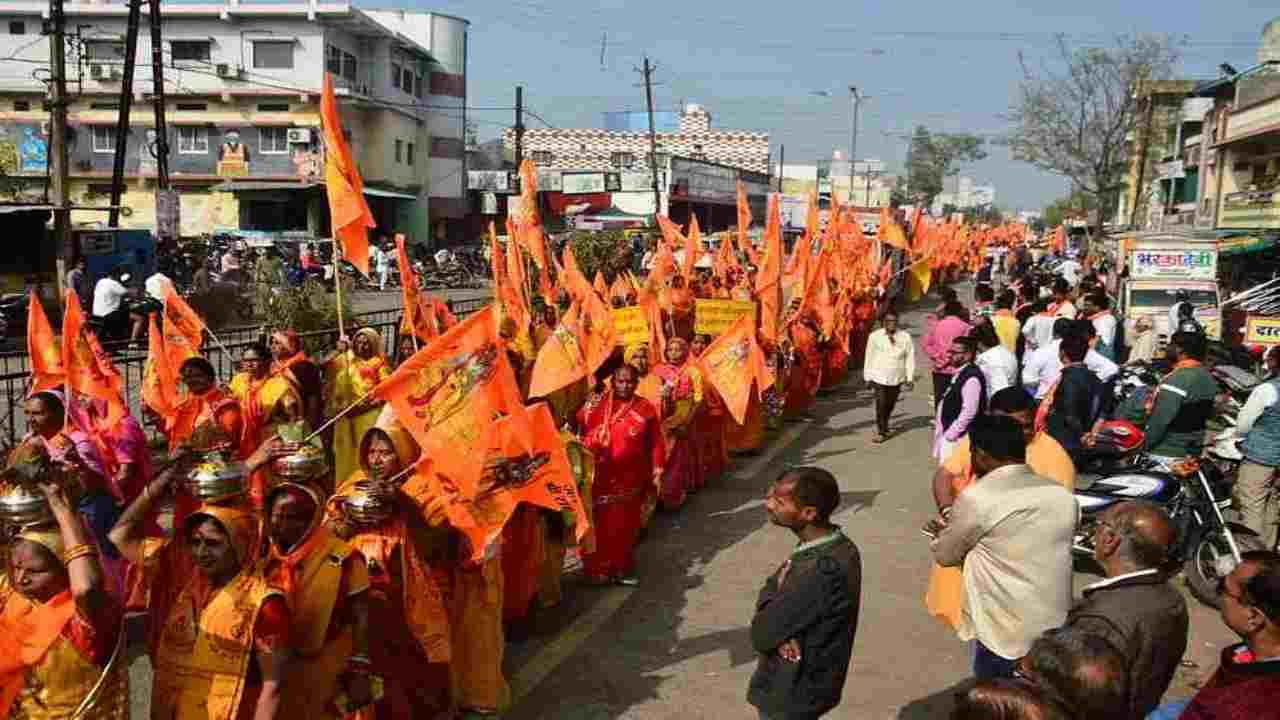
left=939, top=505, right=952, bottom=518
left=63, top=544, right=99, bottom=565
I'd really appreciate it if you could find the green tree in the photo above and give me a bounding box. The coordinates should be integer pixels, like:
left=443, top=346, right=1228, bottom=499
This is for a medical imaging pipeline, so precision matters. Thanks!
left=567, top=230, right=635, bottom=283
left=1004, top=35, right=1178, bottom=226
left=1042, top=190, right=1098, bottom=228
left=905, top=126, right=988, bottom=207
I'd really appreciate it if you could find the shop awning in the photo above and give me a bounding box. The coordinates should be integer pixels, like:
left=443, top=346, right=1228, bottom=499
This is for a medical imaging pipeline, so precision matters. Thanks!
left=363, top=187, right=418, bottom=200
left=211, top=180, right=322, bottom=192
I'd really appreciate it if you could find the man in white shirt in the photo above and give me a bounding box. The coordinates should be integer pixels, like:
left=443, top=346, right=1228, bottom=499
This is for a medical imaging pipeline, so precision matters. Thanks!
left=434, top=247, right=454, bottom=268
left=1022, top=319, right=1119, bottom=399
left=974, top=323, right=1018, bottom=399
left=145, top=270, right=171, bottom=304
left=1056, top=258, right=1083, bottom=287
left=1021, top=300, right=1057, bottom=352
left=92, top=266, right=131, bottom=340
left=1233, top=346, right=1280, bottom=548
left=373, top=242, right=392, bottom=290
left=1168, top=291, right=1191, bottom=334
left=1051, top=278, right=1078, bottom=319
left=1082, top=292, right=1119, bottom=361
left=931, top=414, right=1077, bottom=678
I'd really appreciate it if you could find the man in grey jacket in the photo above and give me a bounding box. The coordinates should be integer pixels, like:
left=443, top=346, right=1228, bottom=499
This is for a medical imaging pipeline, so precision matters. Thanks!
left=931, top=414, right=1078, bottom=679
left=1067, top=500, right=1188, bottom=719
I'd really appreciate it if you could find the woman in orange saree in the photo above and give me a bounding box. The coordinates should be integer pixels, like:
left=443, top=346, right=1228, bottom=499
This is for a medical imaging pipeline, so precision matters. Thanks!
left=0, top=482, right=128, bottom=720
left=653, top=337, right=702, bottom=507
left=326, top=417, right=454, bottom=720
left=270, top=329, right=324, bottom=431
left=230, top=342, right=303, bottom=507
left=325, top=328, right=391, bottom=488
left=689, top=334, right=727, bottom=487
left=785, top=317, right=824, bottom=418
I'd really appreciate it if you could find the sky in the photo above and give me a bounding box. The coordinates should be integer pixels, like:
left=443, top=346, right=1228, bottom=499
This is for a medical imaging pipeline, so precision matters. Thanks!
left=384, top=0, right=1277, bottom=212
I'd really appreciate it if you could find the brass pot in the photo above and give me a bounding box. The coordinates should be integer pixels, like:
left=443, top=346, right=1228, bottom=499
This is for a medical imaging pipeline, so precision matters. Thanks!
left=271, top=444, right=329, bottom=481
left=0, top=485, right=54, bottom=527
left=342, top=481, right=396, bottom=526
left=184, top=457, right=248, bottom=504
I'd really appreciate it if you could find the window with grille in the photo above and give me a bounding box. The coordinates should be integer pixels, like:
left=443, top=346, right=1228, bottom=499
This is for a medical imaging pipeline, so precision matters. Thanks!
left=394, top=139, right=403, bottom=163
left=407, top=142, right=415, bottom=166
left=86, top=41, right=125, bottom=62
left=611, top=152, right=636, bottom=168
left=178, top=126, right=209, bottom=154
left=252, top=41, right=293, bottom=69
left=259, top=127, right=289, bottom=154
left=531, top=151, right=554, bottom=165
left=342, top=52, right=357, bottom=81
left=171, top=40, right=211, bottom=62
left=9, top=22, right=24, bottom=35
left=91, top=126, right=117, bottom=153
left=325, top=45, right=342, bottom=74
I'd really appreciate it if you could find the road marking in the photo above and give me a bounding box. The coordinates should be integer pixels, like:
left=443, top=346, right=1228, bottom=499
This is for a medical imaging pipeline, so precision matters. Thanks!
left=508, top=416, right=816, bottom=706
left=509, top=585, right=636, bottom=704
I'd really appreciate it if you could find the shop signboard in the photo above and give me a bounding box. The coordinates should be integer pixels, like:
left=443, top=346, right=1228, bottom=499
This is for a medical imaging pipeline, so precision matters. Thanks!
left=155, top=189, right=180, bottom=238
left=1246, top=315, right=1280, bottom=346
left=537, top=169, right=563, bottom=192
left=670, top=157, right=736, bottom=204
left=620, top=171, right=660, bottom=192
left=562, top=172, right=607, bottom=194
left=468, top=170, right=511, bottom=192
left=1129, top=249, right=1217, bottom=281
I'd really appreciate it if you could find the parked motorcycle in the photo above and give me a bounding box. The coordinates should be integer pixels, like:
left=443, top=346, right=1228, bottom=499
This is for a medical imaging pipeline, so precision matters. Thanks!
left=1071, top=421, right=1267, bottom=608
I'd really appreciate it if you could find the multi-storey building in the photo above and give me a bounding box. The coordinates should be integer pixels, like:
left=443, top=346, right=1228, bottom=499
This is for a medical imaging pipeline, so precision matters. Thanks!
left=0, top=0, right=467, bottom=244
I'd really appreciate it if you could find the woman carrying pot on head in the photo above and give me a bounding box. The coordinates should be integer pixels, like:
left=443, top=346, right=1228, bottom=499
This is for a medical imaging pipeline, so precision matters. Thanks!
left=0, top=481, right=130, bottom=719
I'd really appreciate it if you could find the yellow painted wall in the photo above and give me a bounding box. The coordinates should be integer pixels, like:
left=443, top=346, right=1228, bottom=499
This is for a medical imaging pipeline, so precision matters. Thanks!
left=68, top=181, right=239, bottom=235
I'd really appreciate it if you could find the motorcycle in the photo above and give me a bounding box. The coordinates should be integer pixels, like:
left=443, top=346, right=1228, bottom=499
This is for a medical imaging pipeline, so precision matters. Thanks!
left=1071, top=421, right=1267, bottom=608
left=1209, top=363, right=1261, bottom=429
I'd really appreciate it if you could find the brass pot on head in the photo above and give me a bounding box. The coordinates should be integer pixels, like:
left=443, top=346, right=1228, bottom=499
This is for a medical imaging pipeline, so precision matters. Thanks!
left=184, top=453, right=248, bottom=504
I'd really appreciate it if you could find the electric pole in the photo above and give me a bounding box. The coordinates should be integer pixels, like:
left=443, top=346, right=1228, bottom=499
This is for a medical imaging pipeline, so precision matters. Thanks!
left=513, top=85, right=524, bottom=167
left=148, top=0, right=170, bottom=189
left=848, top=86, right=860, bottom=205
left=108, top=0, right=142, bottom=228
left=639, top=57, right=661, bottom=218
left=48, top=0, right=71, bottom=286
left=777, top=144, right=785, bottom=192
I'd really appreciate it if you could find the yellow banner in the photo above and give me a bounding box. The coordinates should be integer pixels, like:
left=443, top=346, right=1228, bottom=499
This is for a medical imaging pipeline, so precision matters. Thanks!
left=695, top=299, right=757, bottom=336
left=1246, top=315, right=1280, bottom=345
left=611, top=306, right=650, bottom=347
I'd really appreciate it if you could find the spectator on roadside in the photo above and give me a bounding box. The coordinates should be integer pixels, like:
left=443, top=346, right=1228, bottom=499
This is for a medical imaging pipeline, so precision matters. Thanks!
left=1157, top=551, right=1280, bottom=720
left=220, top=247, right=241, bottom=275
left=1066, top=501, right=1188, bottom=718
left=1023, top=319, right=1118, bottom=400
left=935, top=336, right=986, bottom=463
left=863, top=310, right=916, bottom=444
left=990, top=290, right=1021, bottom=355
left=66, top=257, right=89, bottom=308
left=1143, top=331, right=1219, bottom=464
left=1177, top=301, right=1205, bottom=336
left=1016, top=628, right=1130, bottom=720
left=1038, top=333, right=1104, bottom=459
left=1055, top=256, right=1084, bottom=288
left=1051, top=278, right=1077, bottom=319
left=1168, top=290, right=1192, bottom=336
left=924, top=301, right=973, bottom=410
left=1021, top=300, right=1056, bottom=353
left=1082, top=292, right=1118, bottom=361
left=930, top=415, right=1077, bottom=679
left=374, top=241, right=392, bottom=291
left=973, top=283, right=996, bottom=321
left=1126, top=316, right=1157, bottom=366
left=748, top=466, right=861, bottom=720
left=92, top=265, right=132, bottom=340
left=1233, top=346, right=1280, bottom=549
left=950, top=679, right=1071, bottom=720
left=974, top=324, right=1018, bottom=400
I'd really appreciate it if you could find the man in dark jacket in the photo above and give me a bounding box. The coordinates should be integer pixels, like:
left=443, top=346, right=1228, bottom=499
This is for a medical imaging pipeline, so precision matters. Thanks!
left=749, top=466, right=862, bottom=720
left=1067, top=500, right=1188, bottom=719
left=1042, top=332, right=1103, bottom=461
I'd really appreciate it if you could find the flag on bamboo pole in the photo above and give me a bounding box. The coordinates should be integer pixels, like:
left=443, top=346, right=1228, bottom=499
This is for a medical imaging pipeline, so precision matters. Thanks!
left=656, top=214, right=685, bottom=253
left=415, top=401, right=589, bottom=562
left=27, top=291, right=63, bottom=394
left=593, top=271, right=608, bottom=298
left=372, top=306, right=527, bottom=499
left=698, top=312, right=773, bottom=425
left=162, top=285, right=205, bottom=371
left=61, top=292, right=126, bottom=427
left=795, top=248, right=835, bottom=338
left=755, top=193, right=784, bottom=344
left=514, top=159, right=543, bottom=236
left=320, top=73, right=375, bottom=275
left=736, top=180, right=753, bottom=263
left=396, top=234, right=438, bottom=342
left=561, top=245, right=593, bottom=303
left=907, top=259, right=933, bottom=301
left=879, top=207, right=909, bottom=250
left=1052, top=225, right=1067, bottom=253
left=142, top=314, right=179, bottom=418
left=528, top=300, right=586, bottom=399
left=578, top=283, right=617, bottom=376
left=682, top=213, right=703, bottom=280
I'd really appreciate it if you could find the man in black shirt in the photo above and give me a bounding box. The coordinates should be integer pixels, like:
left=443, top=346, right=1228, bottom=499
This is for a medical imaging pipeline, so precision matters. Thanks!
left=748, top=467, right=862, bottom=720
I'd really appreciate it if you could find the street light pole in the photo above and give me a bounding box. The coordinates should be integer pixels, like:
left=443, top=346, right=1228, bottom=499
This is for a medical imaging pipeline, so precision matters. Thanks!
left=848, top=86, right=860, bottom=205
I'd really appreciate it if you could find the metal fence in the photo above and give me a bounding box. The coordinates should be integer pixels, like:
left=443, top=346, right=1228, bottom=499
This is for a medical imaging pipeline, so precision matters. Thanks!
left=0, top=296, right=490, bottom=447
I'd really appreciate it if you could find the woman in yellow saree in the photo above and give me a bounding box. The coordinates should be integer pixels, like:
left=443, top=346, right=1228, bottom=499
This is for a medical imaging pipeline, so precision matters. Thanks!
left=325, top=328, right=391, bottom=486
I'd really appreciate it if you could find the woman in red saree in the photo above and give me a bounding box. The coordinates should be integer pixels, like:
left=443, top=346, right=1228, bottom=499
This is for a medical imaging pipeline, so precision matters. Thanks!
left=785, top=317, right=824, bottom=418
left=576, top=365, right=665, bottom=585
left=689, top=335, right=728, bottom=486
left=653, top=337, right=701, bottom=506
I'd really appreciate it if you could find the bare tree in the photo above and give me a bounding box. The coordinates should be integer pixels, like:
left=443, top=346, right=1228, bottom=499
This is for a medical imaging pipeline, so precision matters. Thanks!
left=1004, top=35, right=1179, bottom=227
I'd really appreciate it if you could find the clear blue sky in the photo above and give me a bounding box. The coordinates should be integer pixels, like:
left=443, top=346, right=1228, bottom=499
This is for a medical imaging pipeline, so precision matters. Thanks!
left=387, top=0, right=1276, bottom=212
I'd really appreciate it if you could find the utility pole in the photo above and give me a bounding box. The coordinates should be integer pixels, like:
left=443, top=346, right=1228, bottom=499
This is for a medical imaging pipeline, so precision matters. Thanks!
left=108, top=0, right=143, bottom=228
left=639, top=57, right=661, bottom=218
left=48, top=0, right=71, bottom=287
left=777, top=144, right=785, bottom=192
left=848, top=85, right=860, bottom=205
left=513, top=85, right=524, bottom=167
left=148, top=0, right=170, bottom=189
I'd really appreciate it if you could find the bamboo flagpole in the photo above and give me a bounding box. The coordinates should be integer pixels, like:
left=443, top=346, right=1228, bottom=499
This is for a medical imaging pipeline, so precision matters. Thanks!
left=333, top=237, right=347, bottom=338
left=303, top=384, right=377, bottom=445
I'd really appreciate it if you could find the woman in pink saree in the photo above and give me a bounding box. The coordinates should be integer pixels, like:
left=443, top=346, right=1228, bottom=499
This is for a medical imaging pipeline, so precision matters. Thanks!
left=653, top=337, right=702, bottom=507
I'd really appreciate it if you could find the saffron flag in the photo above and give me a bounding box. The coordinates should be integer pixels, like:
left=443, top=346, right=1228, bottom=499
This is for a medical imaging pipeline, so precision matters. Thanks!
left=27, top=291, right=63, bottom=394
left=1052, top=225, right=1067, bottom=253
left=162, top=285, right=205, bottom=371
left=907, top=259, right=933, bottom=301
left=417, top=402, right=590, bottom=562
left=756, top=193, right=784, bottom=344
left=142, top=314, right=179, bottom=419
left=372, top=306, right=527, bottom=499
left=528, top=301, right=586, bottom=399
left=698, top=313, right=773, bottom=425
left=879, top=208, right=909, bottom=250
left=320, top=73, right=375, bottom=275
left=736, top=180, right=753, bottom=262
left=682, top=213, right=702, bottom=280
left=61, top=292, right=126, bottom=427
left=593, top=271, right=608, bottom=298
left=396, top=234, right=429, bottom=341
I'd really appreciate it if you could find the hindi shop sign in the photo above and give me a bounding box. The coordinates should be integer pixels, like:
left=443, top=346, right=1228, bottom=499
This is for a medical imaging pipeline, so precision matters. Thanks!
left=611, top=306, right=650, bottom=346
left=670, top=157, right=737, bottom=205
left=695, top=299, right=756, bottom=335
left=1129, top=249, right=1217, bottom=281
left=1246, top=316, right=1280, bottom=346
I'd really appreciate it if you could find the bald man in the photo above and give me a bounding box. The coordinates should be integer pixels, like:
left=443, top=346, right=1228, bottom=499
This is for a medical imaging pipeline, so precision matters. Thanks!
left=1067, top=501, right=1189, bottom=719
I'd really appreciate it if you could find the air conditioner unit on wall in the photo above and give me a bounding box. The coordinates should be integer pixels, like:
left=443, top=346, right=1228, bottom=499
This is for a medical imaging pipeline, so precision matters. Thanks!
left=216, top=63, right=243, bottom=79
left=89, top=63, right=107, bottom=80
left=286, top=128, right=312, bottom=144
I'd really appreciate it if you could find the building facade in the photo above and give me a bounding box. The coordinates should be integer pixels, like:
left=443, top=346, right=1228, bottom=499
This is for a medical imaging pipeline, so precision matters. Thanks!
left=504, top=102, right=769, bottom=176
left=0, top=0, right=467, bottom=245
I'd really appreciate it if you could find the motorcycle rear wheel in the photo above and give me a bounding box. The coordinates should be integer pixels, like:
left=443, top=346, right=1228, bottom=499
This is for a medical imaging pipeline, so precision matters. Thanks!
left=1185, top=524, right=1268, bottom=608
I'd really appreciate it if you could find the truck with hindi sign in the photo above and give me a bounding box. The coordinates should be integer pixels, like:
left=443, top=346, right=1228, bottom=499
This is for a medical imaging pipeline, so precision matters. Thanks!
left=1117, top=230, right=1221, bottom=344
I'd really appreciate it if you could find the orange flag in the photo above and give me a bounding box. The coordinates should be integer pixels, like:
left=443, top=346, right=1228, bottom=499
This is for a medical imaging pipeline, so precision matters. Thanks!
left=755, top=193, right=784, bottom=344
left=396, top=235, right=440, bottom=342
left=61, top=292, right=126, bottom=427
left=422, top=402, right=590, bottom=562
left=27, top=291, right=63, bottom=394
left=592, top=271, right=609, bottom=298
left=879, top=208, right=909, bottom=250
left=162, top=285, right=205, bottom=369
left=1052, top=225, right=1067, bottom=253
left=373, top=306, right=526, bottom=499
left=698, top=313, right=773, bottom=425
left=561, top=245, right=593, bottom=303
left=579, top=284, right=617, bottom=376
left=683, top=213, right=703, bottom=280
left=736, top=180, right=753, bottom=259
left=796, top=248, right=835, bottom=338
left=515, top=159, right=542, bottom=234
left=528, top=301, right=587, bottom=399
left=321, top=73, right=375, bottom=275
left=142, top=314, right=179, bottom=419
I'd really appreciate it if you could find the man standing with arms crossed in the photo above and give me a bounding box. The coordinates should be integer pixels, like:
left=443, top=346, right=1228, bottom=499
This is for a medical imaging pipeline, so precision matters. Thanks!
left=749, top=467, right=862, bottom=720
